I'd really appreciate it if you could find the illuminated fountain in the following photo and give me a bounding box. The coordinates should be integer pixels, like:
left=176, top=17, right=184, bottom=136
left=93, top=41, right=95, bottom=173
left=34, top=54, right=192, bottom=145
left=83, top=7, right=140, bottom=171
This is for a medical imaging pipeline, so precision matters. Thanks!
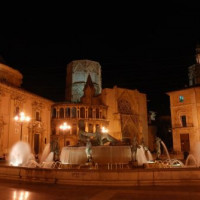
left=8, top=116, right=185, bottom=169
left=185, top=142, right=200, bottom=167
left=9, top=141, right=34, bottom=167
left=9, top=142, right=54, bottom=168
left=60, top=122, right=154, bottom=167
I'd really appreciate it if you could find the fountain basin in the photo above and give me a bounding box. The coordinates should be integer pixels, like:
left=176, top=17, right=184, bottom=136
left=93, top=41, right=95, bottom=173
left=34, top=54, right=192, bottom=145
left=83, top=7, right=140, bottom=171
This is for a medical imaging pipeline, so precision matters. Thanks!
left=1, top=165, right=200, bottom=186
left=60, top=146, right=132, bottom=164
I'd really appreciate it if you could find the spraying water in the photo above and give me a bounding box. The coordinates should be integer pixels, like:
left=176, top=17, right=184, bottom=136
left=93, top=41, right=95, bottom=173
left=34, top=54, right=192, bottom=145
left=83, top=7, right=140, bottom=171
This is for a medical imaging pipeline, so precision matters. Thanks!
left=9, top=141, right=33, bottom=166
left=160, top=141, right=170, bottom=160
left=136, top=145, right=148, bottom=166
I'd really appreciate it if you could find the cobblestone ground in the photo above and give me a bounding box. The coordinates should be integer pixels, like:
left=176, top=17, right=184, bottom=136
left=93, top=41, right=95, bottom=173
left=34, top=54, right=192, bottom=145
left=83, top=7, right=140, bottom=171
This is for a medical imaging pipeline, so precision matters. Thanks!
left=0, top=180, right=200, bottom=200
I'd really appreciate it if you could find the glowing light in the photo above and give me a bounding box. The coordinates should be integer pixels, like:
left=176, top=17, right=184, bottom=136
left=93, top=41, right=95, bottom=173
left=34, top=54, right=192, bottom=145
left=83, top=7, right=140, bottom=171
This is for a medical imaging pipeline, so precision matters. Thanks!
left=59, top=122, right=71, bottom=130
left=101, top=127, right=108, bottom=133
left=13, top=191, right=16, bottom=200
left=14, top=112, right=31, bottom=123
left=12, top=191, right=29, bottom=200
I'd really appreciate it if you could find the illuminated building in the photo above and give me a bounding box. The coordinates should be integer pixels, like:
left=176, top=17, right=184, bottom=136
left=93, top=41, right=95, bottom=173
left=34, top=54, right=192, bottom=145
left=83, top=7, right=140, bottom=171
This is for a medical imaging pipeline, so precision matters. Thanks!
left=167, top=46, right=200, bottom=153
left=0, top=61, right=53, bottom=157
left=0, top=59, right=148, bottom=157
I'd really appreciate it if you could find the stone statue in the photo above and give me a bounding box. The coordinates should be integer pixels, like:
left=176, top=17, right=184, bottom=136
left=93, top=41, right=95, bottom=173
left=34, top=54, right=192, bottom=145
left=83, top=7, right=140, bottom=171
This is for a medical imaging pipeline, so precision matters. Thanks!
left=50, top=136, right=60, bottom=161
left=78, top=120, right=119, bottom=146
left=85, top=138, right=92, bottom=162
left=155, top=137, right=161, bottom=159
left=141, top=137, right=148, bottom=152
left=78, top=120, right=96, bottom=145
left=131, top=136, right=138, bottom=162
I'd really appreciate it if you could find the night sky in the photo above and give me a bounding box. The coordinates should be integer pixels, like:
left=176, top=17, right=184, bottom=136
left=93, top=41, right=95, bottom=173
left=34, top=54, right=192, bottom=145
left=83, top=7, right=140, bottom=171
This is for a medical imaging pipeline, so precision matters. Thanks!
left=0, top=4, right=200, bottom=115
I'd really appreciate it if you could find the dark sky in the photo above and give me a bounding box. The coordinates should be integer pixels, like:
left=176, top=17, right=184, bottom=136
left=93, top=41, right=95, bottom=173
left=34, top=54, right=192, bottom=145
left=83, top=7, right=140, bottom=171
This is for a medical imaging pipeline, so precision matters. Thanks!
left=0, top=3, right=200, bottom=115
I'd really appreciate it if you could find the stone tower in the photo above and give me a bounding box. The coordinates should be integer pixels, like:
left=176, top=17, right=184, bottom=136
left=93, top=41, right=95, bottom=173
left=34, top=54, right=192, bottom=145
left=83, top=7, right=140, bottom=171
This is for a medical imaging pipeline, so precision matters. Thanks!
left=65, top=60, right=102, bottom=102
left=188, top=45, right=200, bottom=86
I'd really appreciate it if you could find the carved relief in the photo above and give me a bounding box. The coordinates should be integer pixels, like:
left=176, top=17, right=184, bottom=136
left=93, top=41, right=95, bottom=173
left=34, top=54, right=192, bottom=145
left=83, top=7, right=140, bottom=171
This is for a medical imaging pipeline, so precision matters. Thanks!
left=32, top=101, right=45, bottom=110
left=11, top=92, right=26, bottom=107
left=31, top=121, right=45, bottom=134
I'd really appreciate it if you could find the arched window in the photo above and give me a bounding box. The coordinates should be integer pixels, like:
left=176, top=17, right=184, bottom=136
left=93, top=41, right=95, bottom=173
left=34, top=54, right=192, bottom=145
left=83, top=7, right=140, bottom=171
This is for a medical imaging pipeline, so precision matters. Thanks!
left=59, top=108, right=64, bottom=118
left=96, top=108, right=99, bottom=119
left=118, top=99, right=132, bottom=114
left=88, top=107, right=93, bottom=118
left=72, top=107, right=77, bottom=118
left=65, top=107, right=70, bottom=118
left=52, top=108, right=57, bottom=118
left=80, top=107, right=85, bottom=118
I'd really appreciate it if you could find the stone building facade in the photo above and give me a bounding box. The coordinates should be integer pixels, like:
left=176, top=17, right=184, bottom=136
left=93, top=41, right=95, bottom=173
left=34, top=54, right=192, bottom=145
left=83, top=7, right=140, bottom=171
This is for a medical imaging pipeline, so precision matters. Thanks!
left=0, top=59, right=148, bottom=158
left=167, top=46, right=200, bottom=153
left=102, top=86, right=148, bottom=144
left=167, top=87, right=200, bottom=153
left=53, top=60, right=148, bottom=149
left=0, top=63, right=53, bottom=157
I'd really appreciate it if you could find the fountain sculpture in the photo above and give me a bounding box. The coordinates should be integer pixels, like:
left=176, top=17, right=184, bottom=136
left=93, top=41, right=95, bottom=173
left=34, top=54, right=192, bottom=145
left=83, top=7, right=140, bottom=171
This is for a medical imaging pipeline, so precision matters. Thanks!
left=8, top=121, right=188, bottom=170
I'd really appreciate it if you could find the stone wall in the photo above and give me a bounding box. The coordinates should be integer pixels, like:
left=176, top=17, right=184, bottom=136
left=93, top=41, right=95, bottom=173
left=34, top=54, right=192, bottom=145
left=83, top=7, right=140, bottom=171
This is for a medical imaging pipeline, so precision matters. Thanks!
left=102, top=86, right=148, bottom=144
left=1, top=166, right=200, bottom=186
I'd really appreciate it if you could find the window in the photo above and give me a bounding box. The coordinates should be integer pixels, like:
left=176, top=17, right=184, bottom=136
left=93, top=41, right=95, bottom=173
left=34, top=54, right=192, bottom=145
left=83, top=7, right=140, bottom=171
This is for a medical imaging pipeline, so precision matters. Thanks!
left=181, top=115, right=187, bottom=127
left=72, top=107, right=76, bottom=118
left=96, top=108, right=99, bottom=119
left=118, top=99, right=132, bottom=114
left=36, top=111, right=40, bottom=121
left=65, top=108, right=70, bottom=118
left=59, top=108, right=64, bottom=118
left=179, top=96, right=184, bottom=102
left=52, top=108, right=57, bottom=118
left=88, top=107, right=93, bottom=118
left=80, top=107, right=85, bottom=118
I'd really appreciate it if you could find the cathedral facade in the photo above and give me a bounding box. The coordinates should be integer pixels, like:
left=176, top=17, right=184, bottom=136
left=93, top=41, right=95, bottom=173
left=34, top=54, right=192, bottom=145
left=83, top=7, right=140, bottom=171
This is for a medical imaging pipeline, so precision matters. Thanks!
left=52, top=60, right=148, bottom=149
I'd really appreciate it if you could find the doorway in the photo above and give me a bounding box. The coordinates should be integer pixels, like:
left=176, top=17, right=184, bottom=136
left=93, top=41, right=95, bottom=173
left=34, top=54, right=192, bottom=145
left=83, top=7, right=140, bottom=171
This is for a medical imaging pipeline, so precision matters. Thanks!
left=34, top=134, right=40, bottom=155
left=180, top=134, right=190, bottom=152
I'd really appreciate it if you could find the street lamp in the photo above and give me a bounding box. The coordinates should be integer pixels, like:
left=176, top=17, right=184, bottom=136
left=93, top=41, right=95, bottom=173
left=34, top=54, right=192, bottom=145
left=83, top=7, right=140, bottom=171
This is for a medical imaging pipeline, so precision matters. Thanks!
left=59, top=122, right=71, bottom=146
left=14, top=112, right=31, bottom=140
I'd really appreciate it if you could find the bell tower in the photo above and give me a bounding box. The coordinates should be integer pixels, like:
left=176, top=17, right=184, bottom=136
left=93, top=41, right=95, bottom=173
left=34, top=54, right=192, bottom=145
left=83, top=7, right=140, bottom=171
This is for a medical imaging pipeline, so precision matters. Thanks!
left=65, top=60, right=102, bottom=103
left=188, top=45, right=200, bottom=86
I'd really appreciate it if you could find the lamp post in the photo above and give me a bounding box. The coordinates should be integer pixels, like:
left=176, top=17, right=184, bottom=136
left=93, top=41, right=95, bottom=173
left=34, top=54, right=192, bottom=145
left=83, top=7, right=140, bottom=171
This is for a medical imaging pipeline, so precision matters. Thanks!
left=59, top=122, right=71, bottom=146
left=14, top=112, right=31, bottom=140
